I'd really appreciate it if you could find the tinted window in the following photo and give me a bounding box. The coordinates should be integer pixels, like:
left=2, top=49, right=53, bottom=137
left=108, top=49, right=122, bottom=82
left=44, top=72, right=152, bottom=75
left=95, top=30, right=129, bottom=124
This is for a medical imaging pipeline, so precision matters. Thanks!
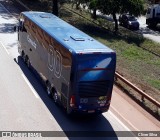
left=128, top=16, right=136, bottom=21
left=77, top=53, right=116, bottom=82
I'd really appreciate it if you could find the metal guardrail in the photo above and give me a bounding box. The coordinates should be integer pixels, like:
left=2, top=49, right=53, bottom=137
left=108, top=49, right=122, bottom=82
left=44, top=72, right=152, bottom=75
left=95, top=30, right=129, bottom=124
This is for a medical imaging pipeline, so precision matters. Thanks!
left=12, top=0, right=160, bottom=115
left=115, top=72, right=160, bottom=111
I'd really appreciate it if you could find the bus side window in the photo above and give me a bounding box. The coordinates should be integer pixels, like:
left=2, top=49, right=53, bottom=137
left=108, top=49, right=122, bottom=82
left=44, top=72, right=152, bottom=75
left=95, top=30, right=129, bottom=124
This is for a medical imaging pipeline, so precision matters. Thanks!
left=19, top=21, right=27, bottom=32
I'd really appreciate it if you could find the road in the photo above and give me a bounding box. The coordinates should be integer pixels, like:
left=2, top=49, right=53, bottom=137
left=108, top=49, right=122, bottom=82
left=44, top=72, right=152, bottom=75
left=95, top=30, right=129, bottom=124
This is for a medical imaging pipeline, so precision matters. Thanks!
left=137, top=16, right=160, bottom=43
left=0, top=1, right=159, bottom=140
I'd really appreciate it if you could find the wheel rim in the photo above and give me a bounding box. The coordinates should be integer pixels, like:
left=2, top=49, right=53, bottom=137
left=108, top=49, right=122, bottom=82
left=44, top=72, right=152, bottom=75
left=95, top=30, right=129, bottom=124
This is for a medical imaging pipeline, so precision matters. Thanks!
left=26, top=58, right=30, bottom=68
left=47, top=85, right=51, bottom=95
left=53, top=91, right=58, bottom=103
left=21, top=51, right=24, bottom=57
left=22, top=54, right=25, bottom=62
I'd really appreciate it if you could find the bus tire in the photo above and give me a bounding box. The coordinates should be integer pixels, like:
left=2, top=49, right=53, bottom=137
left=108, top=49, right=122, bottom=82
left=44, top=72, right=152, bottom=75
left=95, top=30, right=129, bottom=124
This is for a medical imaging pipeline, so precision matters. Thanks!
left=46, top=82, right=52, bottom=98
left=21, top=51, right=25, bottom=62
left=52, top=88, right=58, bottom=104
left=25, top=56, right=30, bottom=68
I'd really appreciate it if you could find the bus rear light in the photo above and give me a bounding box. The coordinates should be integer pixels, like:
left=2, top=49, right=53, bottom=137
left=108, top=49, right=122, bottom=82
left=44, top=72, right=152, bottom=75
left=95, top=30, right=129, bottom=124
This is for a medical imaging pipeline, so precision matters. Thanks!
left=70, top=95, right=75, bottom=107
left=104, top=96, right=111, bottom=106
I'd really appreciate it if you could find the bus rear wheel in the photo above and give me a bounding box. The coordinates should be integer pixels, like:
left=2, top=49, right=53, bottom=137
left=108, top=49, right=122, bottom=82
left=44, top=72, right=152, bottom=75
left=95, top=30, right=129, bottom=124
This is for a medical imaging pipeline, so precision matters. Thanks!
left=21, top=51, right=25, bottom=62
left=46, top=82, right=52, bottom=98
left=52, top=89, right=58, bottom=104
left=25, top=56, right=30, bottom=68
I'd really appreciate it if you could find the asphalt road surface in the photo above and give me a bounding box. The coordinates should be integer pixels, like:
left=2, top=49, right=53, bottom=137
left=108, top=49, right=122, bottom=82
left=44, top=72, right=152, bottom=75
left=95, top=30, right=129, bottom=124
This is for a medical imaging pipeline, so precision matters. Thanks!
left=137, top=16, right=160, bottom=43
left=0, top=1, right=159, bottom=140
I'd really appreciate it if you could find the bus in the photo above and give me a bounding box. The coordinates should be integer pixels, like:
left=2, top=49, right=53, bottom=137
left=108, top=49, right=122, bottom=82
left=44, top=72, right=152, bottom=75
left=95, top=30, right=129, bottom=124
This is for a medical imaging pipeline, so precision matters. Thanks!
left=16, top=11, right=116, bottom=114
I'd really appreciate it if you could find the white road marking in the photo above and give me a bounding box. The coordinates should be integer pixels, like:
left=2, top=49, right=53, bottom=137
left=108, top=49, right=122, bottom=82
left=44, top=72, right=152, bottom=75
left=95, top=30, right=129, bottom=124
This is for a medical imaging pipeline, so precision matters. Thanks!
left=0, top=3, right=17, bottom=56
left=108, top=110, right=140, bottom=140
left=110, top=105, right=140, bottom=131
left=22, top=74, right=39, bottom=99
left=0, top=41, right=9, bottom=55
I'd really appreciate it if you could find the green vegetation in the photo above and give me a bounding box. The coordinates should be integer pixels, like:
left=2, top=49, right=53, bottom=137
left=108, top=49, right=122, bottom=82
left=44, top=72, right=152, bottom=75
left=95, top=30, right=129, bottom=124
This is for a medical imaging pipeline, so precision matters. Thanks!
left=148, top=79, right=160, bottom=90
left=91, top=0, right=144, bottom=31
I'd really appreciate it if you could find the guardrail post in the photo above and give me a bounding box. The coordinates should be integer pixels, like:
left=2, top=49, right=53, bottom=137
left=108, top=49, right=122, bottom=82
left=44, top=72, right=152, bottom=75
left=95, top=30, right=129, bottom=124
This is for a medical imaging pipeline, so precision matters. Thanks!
left=114, top=75, right=117, bottom=81
left=158, top=108, right=160, bottom=116
left=141, top=96, right=145, bottom=103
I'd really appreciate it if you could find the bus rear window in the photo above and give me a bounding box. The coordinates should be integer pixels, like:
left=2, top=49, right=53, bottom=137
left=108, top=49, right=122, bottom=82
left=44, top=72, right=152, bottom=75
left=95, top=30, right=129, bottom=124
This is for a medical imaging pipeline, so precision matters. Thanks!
left=77, top=53, right=115, bottom=71
left=77, top=53, right=116, bottom=81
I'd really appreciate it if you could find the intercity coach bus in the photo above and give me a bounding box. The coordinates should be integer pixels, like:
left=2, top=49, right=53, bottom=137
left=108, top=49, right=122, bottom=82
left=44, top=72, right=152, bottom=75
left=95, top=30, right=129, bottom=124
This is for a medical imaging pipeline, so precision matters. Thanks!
left=16, top=11, right=116, bottom=114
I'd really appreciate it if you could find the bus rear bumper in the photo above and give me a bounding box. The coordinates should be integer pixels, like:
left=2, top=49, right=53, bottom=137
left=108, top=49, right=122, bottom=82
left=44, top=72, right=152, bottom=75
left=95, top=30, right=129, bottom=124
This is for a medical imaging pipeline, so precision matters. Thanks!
left=71, top=105, right=110, bottom=114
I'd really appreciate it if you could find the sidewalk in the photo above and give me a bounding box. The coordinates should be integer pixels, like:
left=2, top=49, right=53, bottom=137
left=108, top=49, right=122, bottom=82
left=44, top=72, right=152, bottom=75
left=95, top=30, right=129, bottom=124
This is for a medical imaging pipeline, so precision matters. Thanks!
left=110, top=86, right=160, bottom=139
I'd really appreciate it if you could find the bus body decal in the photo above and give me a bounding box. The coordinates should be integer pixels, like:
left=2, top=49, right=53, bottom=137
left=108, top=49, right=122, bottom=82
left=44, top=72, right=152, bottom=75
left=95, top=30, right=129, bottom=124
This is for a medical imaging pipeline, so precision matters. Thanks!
left=54, top=50, right=62, bottom=78
left=48, top=47, right=54, bottom=71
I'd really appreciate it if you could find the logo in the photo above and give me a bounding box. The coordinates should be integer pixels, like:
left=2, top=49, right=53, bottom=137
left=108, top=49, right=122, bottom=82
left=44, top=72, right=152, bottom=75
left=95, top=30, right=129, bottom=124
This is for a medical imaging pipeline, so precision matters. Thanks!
left=2, top=132, right=11, bottom=137
left=1, top=132, right=42, bottom=138
left=98, top=96, right=106, bottom=101
left=80, top=98, right=88, bottom=104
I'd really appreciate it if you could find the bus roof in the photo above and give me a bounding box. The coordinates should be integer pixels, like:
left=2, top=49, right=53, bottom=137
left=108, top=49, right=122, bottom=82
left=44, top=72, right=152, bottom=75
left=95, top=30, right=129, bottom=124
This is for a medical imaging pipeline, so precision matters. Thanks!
left=22, top=11, right=114, bottom=54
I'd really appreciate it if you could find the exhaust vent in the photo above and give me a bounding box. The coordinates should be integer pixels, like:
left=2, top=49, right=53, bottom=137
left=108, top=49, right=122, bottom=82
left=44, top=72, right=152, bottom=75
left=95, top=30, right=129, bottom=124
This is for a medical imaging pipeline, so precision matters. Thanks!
left=70, top=35, right=85, bottom=41
left=40, top=15, right=51, bottom=18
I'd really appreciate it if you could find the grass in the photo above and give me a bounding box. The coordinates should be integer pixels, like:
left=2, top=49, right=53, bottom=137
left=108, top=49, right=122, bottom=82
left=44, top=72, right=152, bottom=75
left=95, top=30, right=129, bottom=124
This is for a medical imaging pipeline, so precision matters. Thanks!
left=148, top=79, right=160, bottom=90
left=20, top=0, right=160, bottom=99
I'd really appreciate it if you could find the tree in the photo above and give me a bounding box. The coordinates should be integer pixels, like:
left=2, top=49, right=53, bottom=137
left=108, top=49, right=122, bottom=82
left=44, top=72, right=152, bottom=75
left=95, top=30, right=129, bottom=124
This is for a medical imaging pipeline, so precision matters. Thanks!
left=72, top=0, right=81, bottom=9
left=88, top=0, right=99, bottom=19
left=52, top=0, right=58, bottom=16
left=52, top=0, right=68, bottom=16
left=71, top=0, right=89, bottom=9
left=98, top=0, right=144, bottom=31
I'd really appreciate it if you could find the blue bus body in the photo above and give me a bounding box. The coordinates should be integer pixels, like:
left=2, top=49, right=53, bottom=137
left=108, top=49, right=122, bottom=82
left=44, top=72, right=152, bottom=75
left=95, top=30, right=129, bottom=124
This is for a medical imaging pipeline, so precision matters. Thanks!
left=17, top=11, right=116, bottom=114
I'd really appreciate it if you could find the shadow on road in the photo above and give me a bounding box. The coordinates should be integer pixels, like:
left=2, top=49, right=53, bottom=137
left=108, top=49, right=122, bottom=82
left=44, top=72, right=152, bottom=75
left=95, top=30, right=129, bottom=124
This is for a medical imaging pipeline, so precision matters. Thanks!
left=138, top=25, right=160, bottom=36
left=0, top=0, right=20, bottom=18
left=0, top=23, right=15, bottom=33
left=15, top=56, right=118, bottom=140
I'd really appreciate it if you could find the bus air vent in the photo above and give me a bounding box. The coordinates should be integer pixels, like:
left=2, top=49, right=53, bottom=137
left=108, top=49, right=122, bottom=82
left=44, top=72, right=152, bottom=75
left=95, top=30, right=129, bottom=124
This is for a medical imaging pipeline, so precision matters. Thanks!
left=70, top=35, right=85, bottom=41
left=40, top=15, right=51, bottom=18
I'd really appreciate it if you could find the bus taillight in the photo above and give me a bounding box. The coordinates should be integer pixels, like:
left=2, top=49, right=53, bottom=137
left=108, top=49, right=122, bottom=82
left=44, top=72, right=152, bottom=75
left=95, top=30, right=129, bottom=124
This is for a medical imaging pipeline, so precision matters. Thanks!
left=105, top=96, right=111, bottom=106
left=70, top=95, right=75, bottom=107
